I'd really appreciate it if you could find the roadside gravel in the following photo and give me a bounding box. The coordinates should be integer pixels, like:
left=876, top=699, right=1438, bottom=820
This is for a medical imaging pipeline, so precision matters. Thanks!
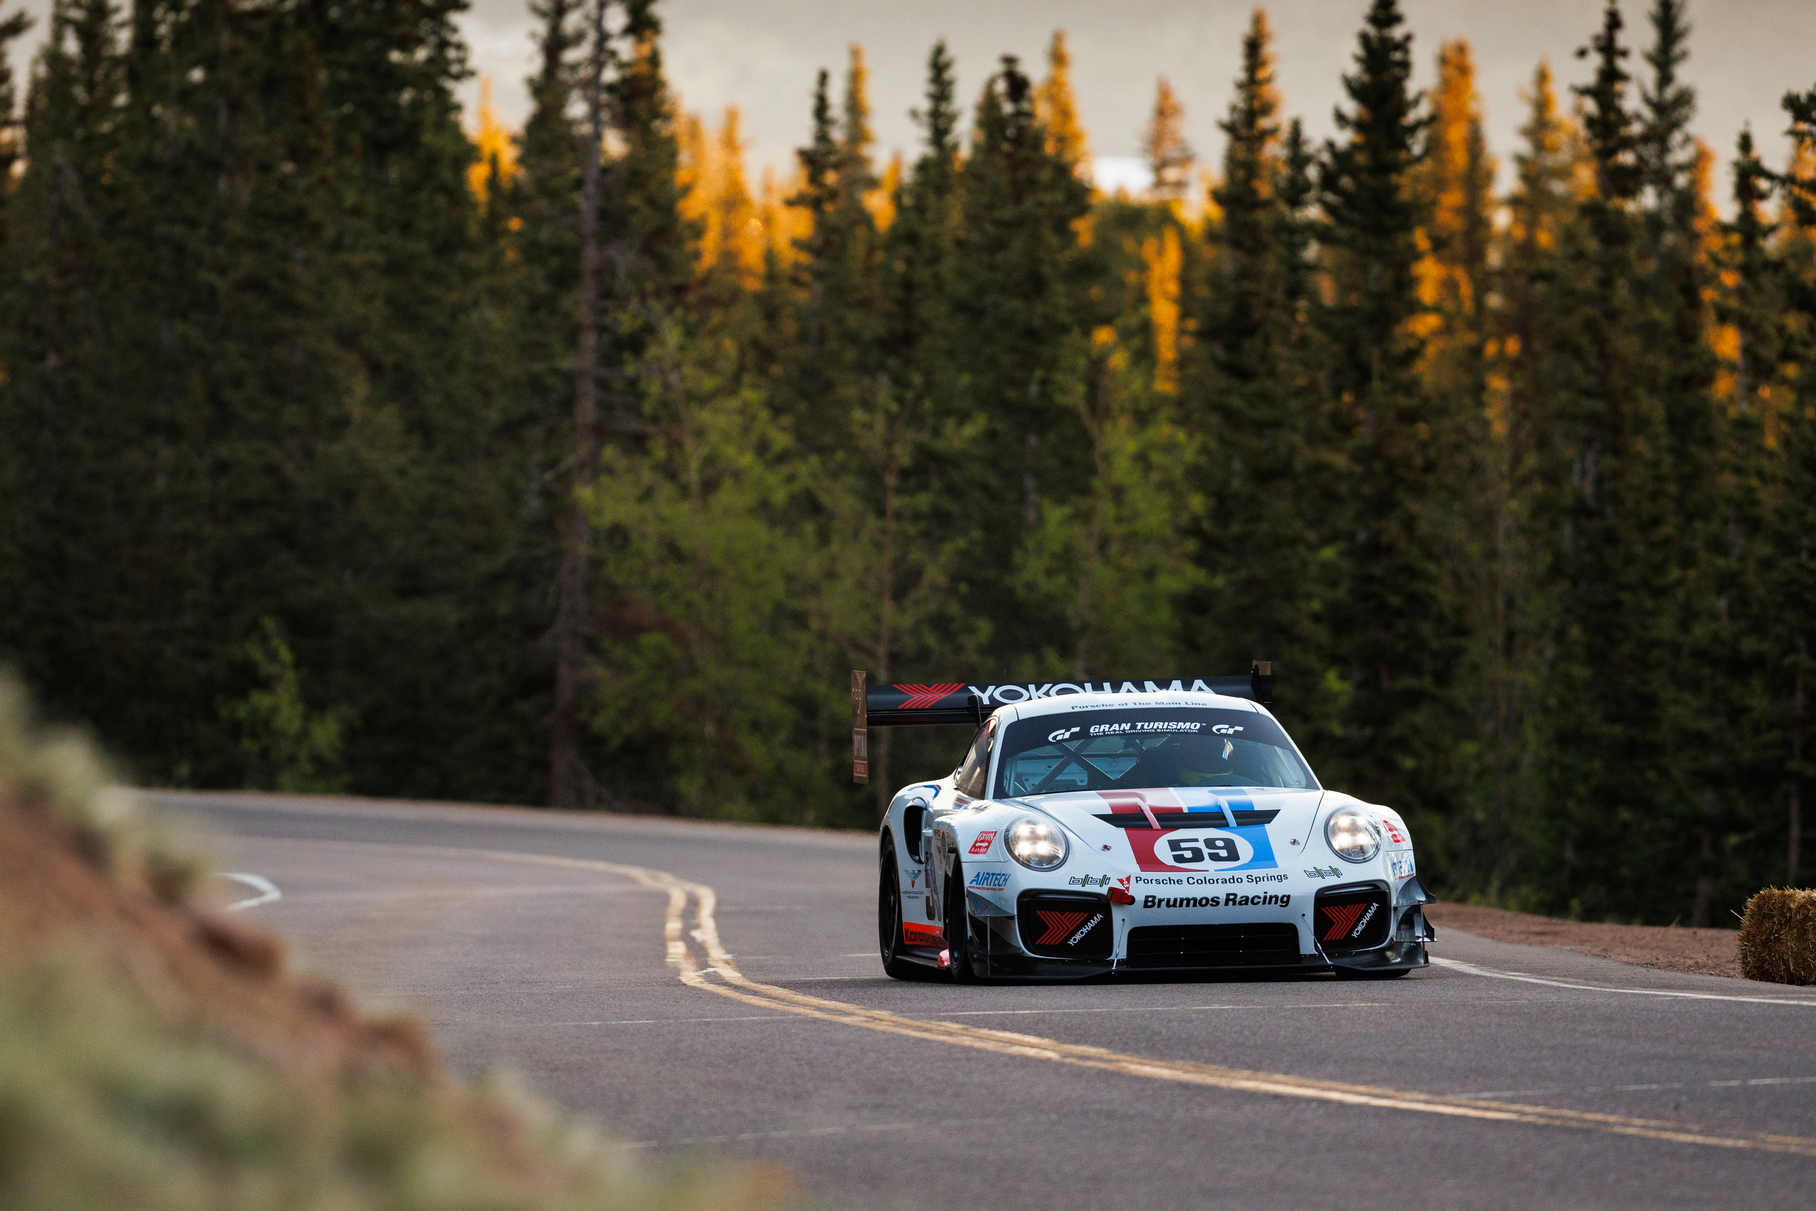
left=1427, top=901, right=1741, bottom=979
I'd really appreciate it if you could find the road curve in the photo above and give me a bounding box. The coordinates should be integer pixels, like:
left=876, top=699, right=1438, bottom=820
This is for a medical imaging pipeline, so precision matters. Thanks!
left=151, top=791, right=1816, bottom=1210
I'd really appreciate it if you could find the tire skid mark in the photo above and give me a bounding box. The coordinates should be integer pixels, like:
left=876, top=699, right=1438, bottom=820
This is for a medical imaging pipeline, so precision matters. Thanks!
left=251, top=838, right=1816, bottom=1159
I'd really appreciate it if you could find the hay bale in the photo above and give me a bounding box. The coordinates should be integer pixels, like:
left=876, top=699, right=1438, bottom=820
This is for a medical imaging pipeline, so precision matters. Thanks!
left=1737, top=888, right=1816, bottom=985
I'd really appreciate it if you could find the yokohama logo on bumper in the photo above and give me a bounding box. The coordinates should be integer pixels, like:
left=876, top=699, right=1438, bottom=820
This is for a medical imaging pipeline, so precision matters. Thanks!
left=1313, top=885, right=1392, bottom=953
left=1018, top=893, right=1114, bottom=959
left=1320, top=901, right=1378, bottom=941
left=1035, top=910, right=1094, bottom=946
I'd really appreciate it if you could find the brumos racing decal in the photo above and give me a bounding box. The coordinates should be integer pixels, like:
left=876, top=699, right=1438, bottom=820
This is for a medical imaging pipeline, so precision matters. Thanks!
left=1141, top=891, right=1291, bottom=910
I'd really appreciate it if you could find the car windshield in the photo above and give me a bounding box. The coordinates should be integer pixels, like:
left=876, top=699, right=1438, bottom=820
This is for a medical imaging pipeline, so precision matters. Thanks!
left=994, top=706, right=1317, bottom=797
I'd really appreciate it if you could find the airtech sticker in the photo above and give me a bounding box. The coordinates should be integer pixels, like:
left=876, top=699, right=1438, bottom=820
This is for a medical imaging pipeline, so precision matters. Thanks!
left=967, top=870, right=1011, bottom=892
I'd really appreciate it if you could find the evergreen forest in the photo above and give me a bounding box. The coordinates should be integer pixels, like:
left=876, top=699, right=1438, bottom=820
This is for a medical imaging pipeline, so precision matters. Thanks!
left=2, top=0, right=1812, bottom=926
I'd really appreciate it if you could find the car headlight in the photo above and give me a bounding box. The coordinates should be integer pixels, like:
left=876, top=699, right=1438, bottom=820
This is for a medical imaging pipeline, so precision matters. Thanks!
left=1325, top=810, right=1380, bottom=863
left=1005, top=817, right=1069, bottom=870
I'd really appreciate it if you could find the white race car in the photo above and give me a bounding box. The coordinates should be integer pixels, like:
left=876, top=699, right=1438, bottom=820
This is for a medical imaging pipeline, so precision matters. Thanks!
left=852, top=669, right=1434, bottom=981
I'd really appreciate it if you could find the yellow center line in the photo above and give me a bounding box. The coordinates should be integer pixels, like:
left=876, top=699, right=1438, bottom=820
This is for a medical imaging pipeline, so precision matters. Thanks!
left=259, top=838, right=1816, bottom=1158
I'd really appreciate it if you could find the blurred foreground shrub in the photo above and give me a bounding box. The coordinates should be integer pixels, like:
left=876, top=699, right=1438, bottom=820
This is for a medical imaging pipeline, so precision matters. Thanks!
left=1737, top=888, right=1816, bottom=986
left=0, top=670, right=793, bottom=1211
left=0, top=950, right=791, bottom=1211
left=0, top=672, right=207, bottom=904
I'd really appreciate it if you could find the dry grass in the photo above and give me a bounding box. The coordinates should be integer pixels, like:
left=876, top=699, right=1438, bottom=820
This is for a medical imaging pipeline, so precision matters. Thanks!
left=1737, top=887, right=1816, bottom=986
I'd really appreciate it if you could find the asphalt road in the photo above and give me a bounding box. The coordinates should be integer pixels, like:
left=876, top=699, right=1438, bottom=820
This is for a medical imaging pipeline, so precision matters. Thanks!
left=151, top=790, right=1816, bottom=1210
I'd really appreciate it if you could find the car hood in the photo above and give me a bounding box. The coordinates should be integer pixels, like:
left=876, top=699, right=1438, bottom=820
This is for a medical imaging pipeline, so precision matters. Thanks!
left=999, top=786, right=1330, bottom=876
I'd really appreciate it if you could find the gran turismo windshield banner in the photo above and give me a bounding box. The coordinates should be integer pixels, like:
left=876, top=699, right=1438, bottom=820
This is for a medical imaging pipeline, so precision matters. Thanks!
left=994, top=707, right=1315, bottom=797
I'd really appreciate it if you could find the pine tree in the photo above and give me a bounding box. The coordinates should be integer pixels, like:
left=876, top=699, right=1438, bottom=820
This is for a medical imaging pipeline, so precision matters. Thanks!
left=1713, top=127, right=1795, bottom=897
left=1318, top=0, right=1463, bottom=843
left=0, top=0, right=536, bottom=800
left=601, top=0, right=694, bottom=311
left=1764, top=86, right=1816, bottom=887
left=951, top=54, right=1092, bottom=661
left=1527, top=1, right=1682, bottom=918
left=1633, top=0, right=1730, bottom=924
left=0, top=4, right=28, bottom=188
left=882, top=39, right=961, bottom=380
left=1476, top=60, right=1582, bottom=892
left=1143, top=78, right=1193, bottom=201
left=1184, top=8, right=1330, bottom=714
left=0, top=3, right=27, bottom=617
left=1413, top=39, right=1501, bottom=887
left=776, top=50, right=884, bottom=452
left=835, top=42, right=972, bottom=812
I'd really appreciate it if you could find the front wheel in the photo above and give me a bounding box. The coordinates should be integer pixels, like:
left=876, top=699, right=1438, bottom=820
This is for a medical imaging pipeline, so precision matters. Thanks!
left=879, top=840, right=936, bottom=980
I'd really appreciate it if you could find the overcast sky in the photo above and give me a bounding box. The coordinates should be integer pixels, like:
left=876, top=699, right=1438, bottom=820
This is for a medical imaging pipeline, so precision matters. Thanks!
left=8, top=0, right=1816, bottom=198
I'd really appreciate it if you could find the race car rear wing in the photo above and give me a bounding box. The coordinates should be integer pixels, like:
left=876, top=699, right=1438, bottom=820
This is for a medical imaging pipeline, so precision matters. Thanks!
left=850, top=664, right=1273, bottom=783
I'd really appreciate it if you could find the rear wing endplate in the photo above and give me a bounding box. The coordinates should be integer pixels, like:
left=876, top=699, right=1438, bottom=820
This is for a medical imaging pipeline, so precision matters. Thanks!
left=850, top=664, right=1273, bottom=784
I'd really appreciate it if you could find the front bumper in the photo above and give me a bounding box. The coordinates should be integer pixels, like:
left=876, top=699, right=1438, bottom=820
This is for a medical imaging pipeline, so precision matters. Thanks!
left=948, top=880, right=1433, bottom=981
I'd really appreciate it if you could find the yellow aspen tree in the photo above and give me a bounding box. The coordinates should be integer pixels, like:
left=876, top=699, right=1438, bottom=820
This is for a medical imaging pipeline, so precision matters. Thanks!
left=869, top=151, right=902, bottom=232
left=1142, top=225, right=1182, bottom=393
left=675, top=108, right=713, bottom=261
left=709, top=107, right=763, bottom=286
left=1412, top=40, right=1493, bottom=365
left=465, top=76, right=519, bottom=200
left=758, top=164, right=811, bottom=268
left=1035, top=30, right=1090, bottom=178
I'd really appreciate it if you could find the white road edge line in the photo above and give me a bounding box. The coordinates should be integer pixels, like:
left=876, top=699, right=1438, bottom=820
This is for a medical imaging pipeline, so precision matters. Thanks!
left=219, top=872, right=281, bottom=912
left=1429, top=956, right=1816, bottom=1007
left=1461, top=1075, right=1816, bottom=1098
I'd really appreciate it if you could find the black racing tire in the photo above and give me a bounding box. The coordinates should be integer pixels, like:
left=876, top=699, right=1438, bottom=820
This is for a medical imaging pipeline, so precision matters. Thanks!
left=945, top=855, right=981, bottom=984
left=879, top=840, right=938, bottom=981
